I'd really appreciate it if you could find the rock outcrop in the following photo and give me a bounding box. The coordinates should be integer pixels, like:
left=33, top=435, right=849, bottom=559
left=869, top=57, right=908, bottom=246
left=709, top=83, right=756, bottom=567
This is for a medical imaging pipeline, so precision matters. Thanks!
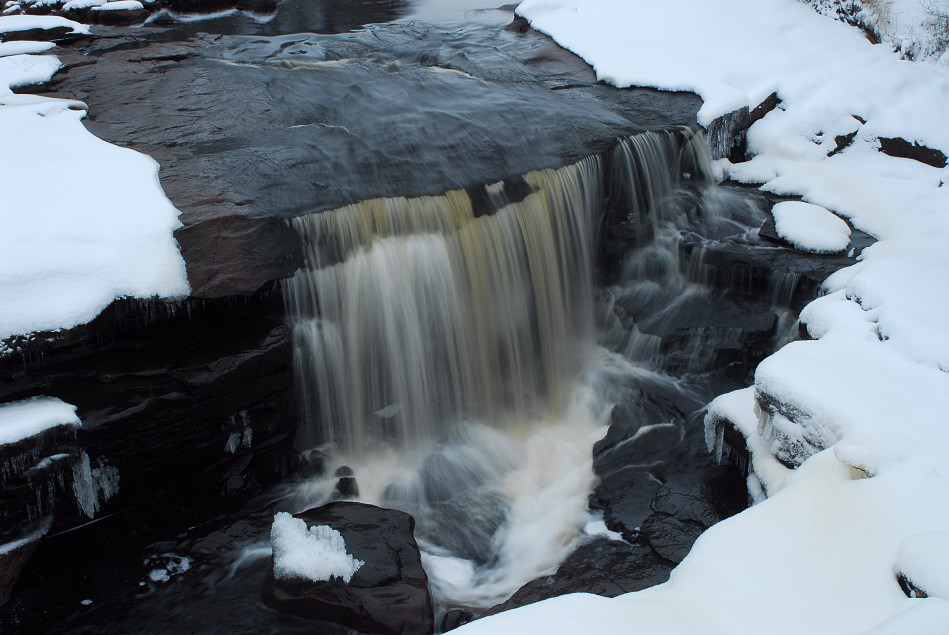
left=262, top=502, right=434, bottom=635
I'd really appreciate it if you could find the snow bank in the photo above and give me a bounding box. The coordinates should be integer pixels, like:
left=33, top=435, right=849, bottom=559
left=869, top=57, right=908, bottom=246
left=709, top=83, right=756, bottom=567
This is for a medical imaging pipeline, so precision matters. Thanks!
left=802, top=0, right=949, bottom=63
left=0, top=36, right=190, bottom=341
left=271, top=512, right=364, bottom=583
left=451, top=1, right=949, bottom=633
left=0, top=397, right=79, bottom=445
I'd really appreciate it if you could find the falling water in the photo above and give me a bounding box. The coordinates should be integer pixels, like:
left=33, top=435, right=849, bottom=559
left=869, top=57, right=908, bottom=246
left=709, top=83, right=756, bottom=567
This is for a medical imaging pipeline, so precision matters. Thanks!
left=285, top=161, right=601, bottom=453
left=283, top=127, right=743, bottom=610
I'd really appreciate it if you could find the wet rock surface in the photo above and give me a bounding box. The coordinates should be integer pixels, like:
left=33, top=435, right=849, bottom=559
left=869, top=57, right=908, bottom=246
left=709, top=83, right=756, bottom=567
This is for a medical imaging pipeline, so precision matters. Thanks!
left=262, top=502, right=434, bottom=635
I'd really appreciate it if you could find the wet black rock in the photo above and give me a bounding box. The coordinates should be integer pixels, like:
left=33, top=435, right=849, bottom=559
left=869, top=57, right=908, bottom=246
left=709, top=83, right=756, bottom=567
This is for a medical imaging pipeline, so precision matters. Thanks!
left=484, top=537, right=672, bottom=616
left=262, top=502, right=434, bottom=635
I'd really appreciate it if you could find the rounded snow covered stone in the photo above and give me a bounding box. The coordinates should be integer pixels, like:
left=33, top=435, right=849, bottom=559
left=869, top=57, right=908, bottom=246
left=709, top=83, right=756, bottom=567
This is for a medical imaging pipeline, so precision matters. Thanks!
left=896, top=532, right=949, bottom=599
left=262, top=502, right=434, bottom=635
left=770, top=201, right=851, bottom=254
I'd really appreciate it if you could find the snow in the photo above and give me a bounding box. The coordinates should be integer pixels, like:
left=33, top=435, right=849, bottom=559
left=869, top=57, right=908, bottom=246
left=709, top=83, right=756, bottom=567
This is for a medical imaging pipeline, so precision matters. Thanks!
left=0, top=14, right=89, bottom=36
left=0, top=397, right=79, bottom=445
left=62, top=0, right=108, bottom=9
left=0, top=31, right=190, bottom=341
left=0, top=40, right=54, bottom=57
left=771, top=201, right=851, bottom=253
left=270, top=512, right=364, bottom=583
left=450, top=1, right=949, bottom=633
left=91, top=1, right=143, bottom=10
left=802, top=0, right=949, bottom=63
left=896, top=532, right=949, bottom=599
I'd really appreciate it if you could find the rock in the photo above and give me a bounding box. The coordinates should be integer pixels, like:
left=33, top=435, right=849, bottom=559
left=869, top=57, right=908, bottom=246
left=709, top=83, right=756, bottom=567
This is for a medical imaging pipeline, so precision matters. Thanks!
left=262, top=502, right=434, bottom=635
left=175, top=216, right=303, bottom=299
left=483, top=537, right=672, bottom=616
left=0, top=524, right=46, bottom=607
left=90, top=6, right=151, bottom=26
left=441, top=609, right=475, bottom=632
left=638, top=514, right=703, bottom=564
left=879, top=137, right=948, bottom=168
left=592, top=471, right=663, bottom=542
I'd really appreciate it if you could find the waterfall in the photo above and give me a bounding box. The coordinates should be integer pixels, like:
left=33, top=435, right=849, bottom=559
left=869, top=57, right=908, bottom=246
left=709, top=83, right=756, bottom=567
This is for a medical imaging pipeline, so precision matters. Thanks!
left=285, top=160, right=602, bottom=453
left=283, top=127, right=726, bottom=609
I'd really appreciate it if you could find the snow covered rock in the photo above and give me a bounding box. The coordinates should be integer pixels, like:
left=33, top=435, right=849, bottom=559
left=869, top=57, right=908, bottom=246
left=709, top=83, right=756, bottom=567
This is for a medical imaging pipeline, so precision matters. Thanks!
left=262, top=502, right=434, bottom=635
left=770, top=201, right=852, bottom=254
left=896, top=532, right=949, bottom=599
left=0, top=14, right=88, bottom=41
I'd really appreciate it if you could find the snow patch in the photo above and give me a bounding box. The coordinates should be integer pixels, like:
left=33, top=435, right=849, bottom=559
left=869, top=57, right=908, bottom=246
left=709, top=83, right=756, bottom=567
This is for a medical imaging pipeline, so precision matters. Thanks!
left=0, top=397, right=79, bottom=445
left=271, top=512, right=364, bottom=583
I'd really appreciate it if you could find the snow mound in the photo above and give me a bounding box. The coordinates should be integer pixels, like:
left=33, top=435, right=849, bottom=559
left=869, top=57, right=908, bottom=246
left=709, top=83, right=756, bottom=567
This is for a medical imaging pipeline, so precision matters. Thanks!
left=271, top=512, right=364, bottom=583
left=0, top=397, right=79, bottom=445
left=771, top=201, right=851, bottom=253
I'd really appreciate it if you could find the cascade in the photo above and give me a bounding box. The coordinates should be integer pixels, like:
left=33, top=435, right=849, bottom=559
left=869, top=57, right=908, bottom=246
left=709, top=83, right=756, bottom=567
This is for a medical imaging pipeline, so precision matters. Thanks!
left=282, top=127, right=745, bottom=609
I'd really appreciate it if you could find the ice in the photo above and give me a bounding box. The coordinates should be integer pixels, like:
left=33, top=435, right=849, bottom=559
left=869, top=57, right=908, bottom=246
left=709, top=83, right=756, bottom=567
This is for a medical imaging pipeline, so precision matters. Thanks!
left=0, top=397, right=78, bottom=445
left=270, top=512, right=364, bottom=583
left=771, top=201, right=851, bottom=253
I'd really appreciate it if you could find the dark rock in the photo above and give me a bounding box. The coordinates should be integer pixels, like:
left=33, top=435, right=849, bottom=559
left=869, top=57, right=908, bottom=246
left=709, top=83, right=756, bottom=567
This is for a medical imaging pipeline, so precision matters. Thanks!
left=592, top=471, right=662, bottom=542
left=897, top=572, right=929, bottom=599
left=334, top=476, right=359, bottom=499
left=749, top=92, right=781, bottom=125
left=90, top=7, right=151, bottom=25
left=638, top=514, right=703, bottom=564
left=175, top=216, right=303, bottom=299
left=0, top=25, right=86, bottom=43
left=827, top=129, right=859, bottom=157
left=484, top=537, right=672, bottom=616
left=879, top=137, right=948, bottom=168
left=0, top=525, right=45, bottom=607
left=262, top=502, right=434, bottom=635
left=441, top=609, right=474, bottom=632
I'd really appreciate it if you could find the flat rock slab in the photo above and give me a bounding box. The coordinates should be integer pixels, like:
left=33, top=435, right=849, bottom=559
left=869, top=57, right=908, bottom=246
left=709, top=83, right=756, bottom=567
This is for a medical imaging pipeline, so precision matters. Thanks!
left=262, top=502, right=434, bottom=635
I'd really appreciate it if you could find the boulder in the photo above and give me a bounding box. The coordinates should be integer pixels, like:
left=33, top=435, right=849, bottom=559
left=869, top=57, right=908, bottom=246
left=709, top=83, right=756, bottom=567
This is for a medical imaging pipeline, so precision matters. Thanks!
left=262, top=502, right=434, bottom=635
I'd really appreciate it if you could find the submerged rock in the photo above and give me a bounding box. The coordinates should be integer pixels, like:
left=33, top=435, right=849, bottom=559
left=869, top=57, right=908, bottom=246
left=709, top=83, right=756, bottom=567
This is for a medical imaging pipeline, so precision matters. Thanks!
left=262, top=502, right=434, bottom=635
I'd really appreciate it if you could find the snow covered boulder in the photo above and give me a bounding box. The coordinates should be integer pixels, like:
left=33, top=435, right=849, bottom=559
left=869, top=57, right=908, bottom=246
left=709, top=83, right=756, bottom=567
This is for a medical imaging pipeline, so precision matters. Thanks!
left=0, top=15, right=89, bottom=42
left=262, top=502, right=434, bottom=635
left=89, top=1, right=149, bottom=26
